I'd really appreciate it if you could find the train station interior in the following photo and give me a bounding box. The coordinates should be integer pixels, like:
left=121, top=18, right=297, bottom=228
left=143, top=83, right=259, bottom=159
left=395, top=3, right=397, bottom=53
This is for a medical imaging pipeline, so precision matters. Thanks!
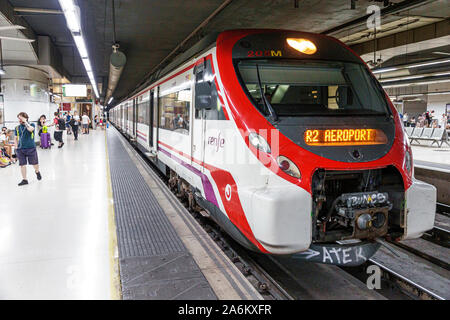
left=0, top=0, right=448, bottom=304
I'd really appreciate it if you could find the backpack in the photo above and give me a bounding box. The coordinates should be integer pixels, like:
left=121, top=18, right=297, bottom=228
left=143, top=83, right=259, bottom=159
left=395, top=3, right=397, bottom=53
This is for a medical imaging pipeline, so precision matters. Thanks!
left=58, top=118, right=66, bottom=130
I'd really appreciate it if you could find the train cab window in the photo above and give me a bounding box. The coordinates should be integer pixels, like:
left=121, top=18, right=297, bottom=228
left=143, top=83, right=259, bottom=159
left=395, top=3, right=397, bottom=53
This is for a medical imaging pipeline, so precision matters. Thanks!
left=158, top=89, right=191, bottom=135
left=194, top=60, right=226, bottom=120
left=237, top=61, right=389, bottom=117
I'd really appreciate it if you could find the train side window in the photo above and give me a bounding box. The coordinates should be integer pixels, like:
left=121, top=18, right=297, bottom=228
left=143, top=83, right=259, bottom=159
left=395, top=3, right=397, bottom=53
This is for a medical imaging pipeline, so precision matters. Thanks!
left=158, top=88, right=191, bottom=135
left=137, top=101, right=146, bottom=124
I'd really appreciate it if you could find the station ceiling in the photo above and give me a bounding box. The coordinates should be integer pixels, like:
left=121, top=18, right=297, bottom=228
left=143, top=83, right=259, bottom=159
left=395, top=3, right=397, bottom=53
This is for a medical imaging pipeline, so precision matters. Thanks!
left=5, top=0, right=450, bottom=105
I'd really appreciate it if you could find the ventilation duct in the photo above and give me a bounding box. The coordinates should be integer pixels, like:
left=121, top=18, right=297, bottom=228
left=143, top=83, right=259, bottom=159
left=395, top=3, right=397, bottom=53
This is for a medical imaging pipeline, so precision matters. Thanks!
left=105, top=44, right=126, bottom=104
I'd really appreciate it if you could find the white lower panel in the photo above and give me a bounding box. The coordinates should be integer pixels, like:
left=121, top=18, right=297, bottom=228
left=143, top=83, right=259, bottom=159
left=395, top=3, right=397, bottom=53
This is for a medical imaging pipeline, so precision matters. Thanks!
left=404, top=179, right=436, bottom=239
left=244, top=183, right=312, bottom=254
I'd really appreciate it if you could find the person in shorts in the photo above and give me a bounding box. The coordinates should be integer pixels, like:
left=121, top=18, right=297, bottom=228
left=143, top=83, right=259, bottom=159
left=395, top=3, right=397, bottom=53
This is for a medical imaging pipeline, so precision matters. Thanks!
left=82, top=113, right=91, bottom=134
left=15, top=112, right=42, bottom=186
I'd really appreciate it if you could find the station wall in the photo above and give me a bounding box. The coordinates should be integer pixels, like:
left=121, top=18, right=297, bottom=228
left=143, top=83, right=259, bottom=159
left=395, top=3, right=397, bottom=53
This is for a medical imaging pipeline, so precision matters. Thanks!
left=1, top=66, right=56, bottom=130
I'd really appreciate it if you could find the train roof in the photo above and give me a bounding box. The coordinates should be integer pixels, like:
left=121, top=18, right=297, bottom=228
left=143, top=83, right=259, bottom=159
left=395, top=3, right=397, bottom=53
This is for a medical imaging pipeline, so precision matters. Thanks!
left=121, top=29, right=361, bottom=105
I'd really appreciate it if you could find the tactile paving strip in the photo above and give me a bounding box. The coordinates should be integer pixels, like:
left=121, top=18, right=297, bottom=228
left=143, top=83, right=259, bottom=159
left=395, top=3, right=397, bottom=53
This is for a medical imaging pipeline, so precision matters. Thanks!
left=107, top=130, right=216, bottom=300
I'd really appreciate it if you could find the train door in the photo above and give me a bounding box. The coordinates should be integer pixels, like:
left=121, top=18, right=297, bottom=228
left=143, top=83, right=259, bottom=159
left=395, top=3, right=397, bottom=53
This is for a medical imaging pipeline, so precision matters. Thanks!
left=125, top=103, right=128, bottom=132
left=155, top=87, right=160, bottom=151
left=133, top=98, right=137, bottom=138
left=149, top=90, right=154, bottom=147
left=192, top=63, right=207, bottom=169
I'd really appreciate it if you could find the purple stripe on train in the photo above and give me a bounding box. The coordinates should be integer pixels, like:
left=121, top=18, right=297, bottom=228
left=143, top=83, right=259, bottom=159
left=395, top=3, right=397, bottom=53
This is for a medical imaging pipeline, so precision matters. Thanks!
left=158, top=146, right=219, bottom=207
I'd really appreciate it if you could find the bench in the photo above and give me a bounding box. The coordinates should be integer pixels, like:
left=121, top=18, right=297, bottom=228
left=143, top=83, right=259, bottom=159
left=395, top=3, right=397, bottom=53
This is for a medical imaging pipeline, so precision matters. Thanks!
left=405, top=127, right=450, bottom=147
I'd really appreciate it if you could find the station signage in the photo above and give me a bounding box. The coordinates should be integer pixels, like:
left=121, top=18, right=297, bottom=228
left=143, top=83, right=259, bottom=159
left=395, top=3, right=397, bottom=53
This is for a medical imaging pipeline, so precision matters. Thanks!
left=304, top=129, right=387, bottom=146
left=63, top=84, right=87, bottom=97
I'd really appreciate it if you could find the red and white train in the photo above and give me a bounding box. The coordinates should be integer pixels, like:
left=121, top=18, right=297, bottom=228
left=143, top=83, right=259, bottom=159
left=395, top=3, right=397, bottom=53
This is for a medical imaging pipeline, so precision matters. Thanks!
left=109, top=29, right=436, bottom=266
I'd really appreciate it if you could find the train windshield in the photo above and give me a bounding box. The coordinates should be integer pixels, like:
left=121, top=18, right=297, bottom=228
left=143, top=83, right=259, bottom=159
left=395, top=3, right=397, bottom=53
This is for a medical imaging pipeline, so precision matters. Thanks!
left=237, top=60, right=389, bottom=117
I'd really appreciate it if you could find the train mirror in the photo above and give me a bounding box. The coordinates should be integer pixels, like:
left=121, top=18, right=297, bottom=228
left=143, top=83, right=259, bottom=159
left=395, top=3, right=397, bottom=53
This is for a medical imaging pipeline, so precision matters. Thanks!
left=195, top=80, right=213, bottom=109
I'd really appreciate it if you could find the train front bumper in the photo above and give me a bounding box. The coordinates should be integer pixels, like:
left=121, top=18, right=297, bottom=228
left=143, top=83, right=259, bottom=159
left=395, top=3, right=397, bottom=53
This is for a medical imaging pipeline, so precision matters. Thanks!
left=244, top=182, right=312, bottom=254
left=403, top=178, right=436, bottom=239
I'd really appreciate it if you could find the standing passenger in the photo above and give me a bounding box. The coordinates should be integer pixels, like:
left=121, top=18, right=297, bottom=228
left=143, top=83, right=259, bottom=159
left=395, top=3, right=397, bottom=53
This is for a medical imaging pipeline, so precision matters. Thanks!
left=71, top=111, right=80, bottom=140
left=15, top=112, right=41, bottom=186
left=82, top=113, right=90, bottom=134
left=66, top=112, right=72, bottom=135
left=53, top=112, right=65, bottom=148
left=403, top=113, right=409, bottom=127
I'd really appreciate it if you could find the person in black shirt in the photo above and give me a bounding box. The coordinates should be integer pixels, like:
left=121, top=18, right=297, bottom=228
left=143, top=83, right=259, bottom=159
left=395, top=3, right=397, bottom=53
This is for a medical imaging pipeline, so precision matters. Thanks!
left=53, top=112, right=65, bottom=148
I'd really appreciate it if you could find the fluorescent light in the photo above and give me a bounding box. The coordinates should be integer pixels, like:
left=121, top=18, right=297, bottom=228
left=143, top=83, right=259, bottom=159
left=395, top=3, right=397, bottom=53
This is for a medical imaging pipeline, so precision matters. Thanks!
left=0, top=69, right=5, bottom=75
left=58, top=0, right=75, bottom=12
left=434, top=72, right=450, bottom=76
left=59, top=0, right=100, bottom=100
left=73, top=35, right=88, bottom=58
left=427, top=91, right=450, bottom=96
left=372, top=59, right=450, bottom=74
left=108, top=97, right=114, bottom=104
left=87, top=71, right=96, bottom=84
left=398, top=94, right=422, bottom=98
left=82, top=58, right=92, bottom=72
left=380, top=75, right=425, bottom=83
left=383, top=79, right=450, bottom=88
left=372, top=67, right=399, bottom=74
left=93, top=87, right=99, bottom=98
left=406, top=59, right=450, bottom=69
left=58, top=0, right=81, bottom=33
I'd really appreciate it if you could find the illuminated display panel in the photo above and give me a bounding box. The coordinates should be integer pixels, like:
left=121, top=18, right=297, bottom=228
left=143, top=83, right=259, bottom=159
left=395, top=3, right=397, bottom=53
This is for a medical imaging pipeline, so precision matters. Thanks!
left=304, top=129, right=387, bottom=146
left=63, top=84, right=87, bottom=97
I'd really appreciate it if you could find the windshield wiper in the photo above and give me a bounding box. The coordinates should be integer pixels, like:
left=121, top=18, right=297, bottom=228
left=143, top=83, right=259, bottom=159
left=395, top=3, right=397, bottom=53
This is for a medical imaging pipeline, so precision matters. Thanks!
left=256, top=64, right=278, bottom=122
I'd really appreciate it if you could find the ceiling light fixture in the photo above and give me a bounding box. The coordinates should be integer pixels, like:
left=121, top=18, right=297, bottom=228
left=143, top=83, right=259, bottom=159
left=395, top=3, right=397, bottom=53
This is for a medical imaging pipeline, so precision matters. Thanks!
left=383, top=79, right=450, bottom=88
left=58, top=0, right=99, bottom=99
left=58, top=0, right=81, bottom=33
left=372, top=67, right=399, bottom=74
left=406, top=59, right=450, bottom=69
left=82, top=58, right=92, bottom=72
left=73, top=35, right=88, bottom=58
left=372, top=58, right=450, bottom=74
left=379, top=75, right=425, bottom=83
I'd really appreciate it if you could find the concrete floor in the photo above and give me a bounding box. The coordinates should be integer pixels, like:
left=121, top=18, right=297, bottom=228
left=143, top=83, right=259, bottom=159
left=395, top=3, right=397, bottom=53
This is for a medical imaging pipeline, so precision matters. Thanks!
left=0, top=129, right=116, bottom=299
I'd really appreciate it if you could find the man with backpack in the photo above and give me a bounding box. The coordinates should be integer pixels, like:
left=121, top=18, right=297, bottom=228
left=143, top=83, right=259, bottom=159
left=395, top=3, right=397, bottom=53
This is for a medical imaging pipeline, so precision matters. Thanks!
left=53, top=112, right=65, bottom=148
left=65, top=112, right=72, bottom=135
left=15, top=112, right=42, bottom=186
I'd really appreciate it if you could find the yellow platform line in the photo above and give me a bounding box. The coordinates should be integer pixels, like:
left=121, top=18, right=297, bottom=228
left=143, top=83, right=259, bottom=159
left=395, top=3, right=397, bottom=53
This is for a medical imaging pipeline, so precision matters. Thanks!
left=105, top=129, right=122, bottom=300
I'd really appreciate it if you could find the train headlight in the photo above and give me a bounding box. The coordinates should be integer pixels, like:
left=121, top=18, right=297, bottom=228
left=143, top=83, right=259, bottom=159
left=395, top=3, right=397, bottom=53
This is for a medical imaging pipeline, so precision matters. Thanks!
left=249, top=132, right=271, bottom=153
left=286, top=38, right=317, bottom=55
left=277, top=155, right=301, bottom=179
left=405, top=149, right=413, bottom=176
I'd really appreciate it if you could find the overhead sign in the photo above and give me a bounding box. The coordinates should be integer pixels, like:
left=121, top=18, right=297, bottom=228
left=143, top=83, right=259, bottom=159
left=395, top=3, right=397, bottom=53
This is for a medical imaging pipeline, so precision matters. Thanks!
left=63, top=84, right=87, bottom=97
left=62, top=103, right=71, bottom=111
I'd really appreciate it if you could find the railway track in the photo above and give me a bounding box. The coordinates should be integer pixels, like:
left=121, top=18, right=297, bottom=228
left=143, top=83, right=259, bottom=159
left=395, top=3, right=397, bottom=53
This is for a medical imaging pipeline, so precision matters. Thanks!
left=365, top=209, right=450, bottom=300
left=437, top=202, right=450, bottom=217
left=114, top=126, right=449, bottom=300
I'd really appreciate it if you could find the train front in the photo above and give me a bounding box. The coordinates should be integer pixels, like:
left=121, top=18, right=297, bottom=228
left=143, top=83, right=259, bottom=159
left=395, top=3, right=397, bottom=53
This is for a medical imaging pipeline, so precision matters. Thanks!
left=215, top=30, right=436, bottom=266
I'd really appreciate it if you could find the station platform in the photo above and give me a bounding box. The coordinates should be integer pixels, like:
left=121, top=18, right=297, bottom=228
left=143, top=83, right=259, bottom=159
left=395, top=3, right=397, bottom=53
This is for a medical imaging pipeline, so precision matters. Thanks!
left=411, top=145, right=450, bottom=173
left=0, top=129, right=113, bottom=299
left=0, top=127, right=261, bottom=300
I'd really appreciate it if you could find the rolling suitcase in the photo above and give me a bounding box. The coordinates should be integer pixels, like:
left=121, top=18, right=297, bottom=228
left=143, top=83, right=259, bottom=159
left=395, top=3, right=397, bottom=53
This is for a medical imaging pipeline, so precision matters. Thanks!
left=40, top=132, right=51, bottom=149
